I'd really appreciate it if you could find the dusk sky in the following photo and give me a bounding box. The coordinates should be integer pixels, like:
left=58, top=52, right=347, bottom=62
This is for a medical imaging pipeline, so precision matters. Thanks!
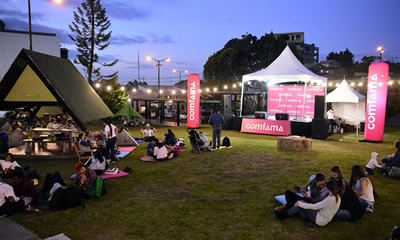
left=1, top=0, right=399, bottom=86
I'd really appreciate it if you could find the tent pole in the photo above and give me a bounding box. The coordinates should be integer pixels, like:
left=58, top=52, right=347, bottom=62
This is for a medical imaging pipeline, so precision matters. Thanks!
left=239, top=79, right=245, bottom=117
left=302, top=81, right=307, bottom=119
left=324, top=80, right=327, bottom=117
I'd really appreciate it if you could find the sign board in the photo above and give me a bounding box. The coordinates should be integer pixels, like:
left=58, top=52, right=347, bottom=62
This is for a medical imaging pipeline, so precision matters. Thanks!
left=241, top=118, right=291, bottom=136
left=268, top=86, right=324, bottom=119
left=187, top=74, right=200, bottom=128
left=364, top=62, right=389, bottom=142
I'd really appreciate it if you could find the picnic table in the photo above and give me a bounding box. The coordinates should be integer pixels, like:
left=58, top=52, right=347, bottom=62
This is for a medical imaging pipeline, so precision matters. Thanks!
left=24, top=128, right=75, bottom=154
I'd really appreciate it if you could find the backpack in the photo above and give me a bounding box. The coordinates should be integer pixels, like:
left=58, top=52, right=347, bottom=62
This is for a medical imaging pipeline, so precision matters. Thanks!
left=222, top=137, right=231, bottom=147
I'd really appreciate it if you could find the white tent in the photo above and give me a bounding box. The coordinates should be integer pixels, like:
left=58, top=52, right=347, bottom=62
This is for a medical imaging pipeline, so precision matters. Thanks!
left=326, top=79, right=365, bottom=125
left=240, top=46, right=327, bottom=116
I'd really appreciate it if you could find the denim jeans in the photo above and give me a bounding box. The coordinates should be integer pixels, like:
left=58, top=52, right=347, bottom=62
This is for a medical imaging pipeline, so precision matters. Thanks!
left=212, top=127, right=222, bottom=149
left=333, top=209, right=352, bottom=221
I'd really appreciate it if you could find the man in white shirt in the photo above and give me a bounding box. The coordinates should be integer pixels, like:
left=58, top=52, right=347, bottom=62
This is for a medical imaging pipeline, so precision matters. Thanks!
left=141, top=124, right=156, bottom=141
left=326, top=109, right=335, bottom=132
left=0, top=182, right=24, bottom=216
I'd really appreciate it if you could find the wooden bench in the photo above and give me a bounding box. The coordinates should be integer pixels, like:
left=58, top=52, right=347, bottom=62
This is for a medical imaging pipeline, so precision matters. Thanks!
left=23, top=139, right=33, bottom=153
left=277, top=136, right=312, bottom=151
left=24, top=138, right=71, bottom=153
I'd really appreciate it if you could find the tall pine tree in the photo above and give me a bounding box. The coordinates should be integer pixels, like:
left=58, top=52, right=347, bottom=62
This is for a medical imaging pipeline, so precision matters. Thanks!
left=69, top=0, right=118, bottom=85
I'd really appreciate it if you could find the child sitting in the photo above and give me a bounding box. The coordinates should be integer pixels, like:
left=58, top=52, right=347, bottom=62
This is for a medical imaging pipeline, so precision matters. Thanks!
left=365, top=152, right=383, bottom=175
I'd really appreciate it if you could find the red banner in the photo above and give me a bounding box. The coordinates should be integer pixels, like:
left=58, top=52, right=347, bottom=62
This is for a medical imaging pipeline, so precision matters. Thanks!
left=241, top=118, right=291, bottom=136
left=187, top=74, right=200, bottom=128
left=364, top=62, right=389, bottom=142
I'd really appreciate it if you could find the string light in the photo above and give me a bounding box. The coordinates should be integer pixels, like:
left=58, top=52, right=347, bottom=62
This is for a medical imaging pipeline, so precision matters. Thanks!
left=182, top=90, right=186, bottom=94
left=127, top=98, right=131, bottom=102
left=147, top=89, right=151, bottom=94
left=213, top=87, right=218, bottom=92
left=233, top=84, right=237, bottom=88
left=95, top=83, right=101, bottom=89
left=106, top=86, right=112, bottom=91
left=120, top=86, right=125, bottom=91
left=224, top=85, right=228, bottom=90
left=132, top=88, right=137, bottom=92
left=159, top=90, right=164, bottom=94
left=239, top=83, right=242, bottom=86
left=172, top=90, right=176, bottom=95
left=198, top=89, right=202, bottom=93
left=358, top=82, right=363, bottom=86
left=335, top=83, right=339, bottom=87
left=206, top=88, right=210, bottom=92
left=350, top=82, right=355, bottom=87
left=388, top=81, right=393, bottom=85
left=328, top=83, right=333, bottom=87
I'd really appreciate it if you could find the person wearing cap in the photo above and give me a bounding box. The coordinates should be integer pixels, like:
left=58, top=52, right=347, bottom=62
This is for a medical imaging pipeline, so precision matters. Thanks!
left=141, top=124, right=156, bottom=142
left=75, top=163, right=103, bottom=199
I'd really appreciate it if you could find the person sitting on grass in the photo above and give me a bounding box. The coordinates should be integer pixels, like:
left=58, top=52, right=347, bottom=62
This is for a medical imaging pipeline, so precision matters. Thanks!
left=154, top=141, right=169, bottom=161
left=141, top=124, right=156, bottom=142
left=381, top=140, right=400, bottom=175
left=9, top=167, right=38, bottom=207
left=277, top=180, right=341, bottom=227
left=0, top=153, right=21, bottom=177
left=0, top=180, right=24, bottom=216
left=199, top=132, right=210, bottom=150
left=349, top=165, right=375, bottom=213
left=333, top=178, right=364, bottom=222
left=329, top=166, right=347, bottom=196
left=275, top=173, right=327, bottom=215
left=75, top=163, right=103, bottom=200
left=147, top=138, right=158, bottom=159
left=164, top=129, right=177, bottom=146
left=365, top=152, right=383, bottom=175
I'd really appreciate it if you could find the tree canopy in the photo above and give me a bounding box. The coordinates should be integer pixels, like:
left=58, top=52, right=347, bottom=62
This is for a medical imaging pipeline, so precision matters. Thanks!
left=203, top=33, right=299, bottom=85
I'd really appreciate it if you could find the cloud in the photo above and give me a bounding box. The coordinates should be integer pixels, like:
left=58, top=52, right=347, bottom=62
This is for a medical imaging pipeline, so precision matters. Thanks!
left=148, top=32, right=174, bottom=44
left=109, top=35, right=147, bottom=45
left=0, top=9, right=46, bottom=21
left=1, top=17, right=73, bottom=44
left=103, top=1, right=151, bottom=20
left=40, top=0, right=151, bottom=21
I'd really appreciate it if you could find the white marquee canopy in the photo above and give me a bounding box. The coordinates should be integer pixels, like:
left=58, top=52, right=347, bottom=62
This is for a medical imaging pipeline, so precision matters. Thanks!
left=240, top=46, right=327, bottom=117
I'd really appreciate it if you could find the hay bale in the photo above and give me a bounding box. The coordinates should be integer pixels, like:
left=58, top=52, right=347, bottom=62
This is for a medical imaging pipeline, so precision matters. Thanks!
left=277, top=136, right=312, bottom=151
left=9, top=128, right=27, bottom=147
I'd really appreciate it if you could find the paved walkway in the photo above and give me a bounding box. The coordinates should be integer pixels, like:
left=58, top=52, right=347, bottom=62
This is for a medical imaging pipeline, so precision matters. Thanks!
left=0, top=217, right=41, bottom=240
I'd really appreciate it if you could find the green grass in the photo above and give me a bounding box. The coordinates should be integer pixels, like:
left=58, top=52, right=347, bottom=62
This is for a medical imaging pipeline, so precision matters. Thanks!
left=9, top=124, right=400, bottom=240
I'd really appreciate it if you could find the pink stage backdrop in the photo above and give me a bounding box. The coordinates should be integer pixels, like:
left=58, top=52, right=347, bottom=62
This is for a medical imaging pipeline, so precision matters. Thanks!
left=241, top=118, right=291, bottom=136
left=187, top=74, right=200, bottom=128
left=268, top=86, right=325, bottom=119
left=364, top=63, right=389, bottom=142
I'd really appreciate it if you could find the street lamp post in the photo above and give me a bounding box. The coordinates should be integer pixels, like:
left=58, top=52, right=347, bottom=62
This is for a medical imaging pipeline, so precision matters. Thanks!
left=28, top=0, right=32, bottom=50
left=377, top=46, right=384, bottom=62
left=173, top=69, right=188, bottom=82
left=147, top=56, right=170, bottom=98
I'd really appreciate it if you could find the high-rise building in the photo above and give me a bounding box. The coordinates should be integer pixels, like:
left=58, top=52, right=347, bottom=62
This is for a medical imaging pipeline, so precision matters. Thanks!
left=274, top=32, right=319, bottom=64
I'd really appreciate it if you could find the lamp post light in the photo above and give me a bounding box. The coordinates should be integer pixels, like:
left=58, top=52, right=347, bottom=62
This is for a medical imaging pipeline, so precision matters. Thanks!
left=147, top=56, right=170, bottom=98
left=377, top=46, right=384, bottom=62
left=28, top=0, right=62, bottom=50
left=173, top=69, right=188, bottom=82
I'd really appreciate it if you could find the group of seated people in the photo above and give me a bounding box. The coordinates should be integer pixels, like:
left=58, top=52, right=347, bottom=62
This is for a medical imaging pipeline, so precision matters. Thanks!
left=0, top=153, right=38, bottom=216
left=45, top=118, right=76, bottom=130
left=274, top=165, right=375, bottom=226
left=365, top=140, right=400, bottom=176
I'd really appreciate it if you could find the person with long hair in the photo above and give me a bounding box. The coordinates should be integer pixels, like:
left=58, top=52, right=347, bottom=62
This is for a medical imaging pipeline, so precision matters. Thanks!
left=329, top=166, right=347, bottom=196
left=0, top=153, right=21, bottom=176
left=164, top=129, right=177, bottom=146
left=381, top=140, right=400, bottom=174
left=349, top=165, right=375, bottom=213
left=286, top=180, right=341, bottom=226
left=154, top=141, right=169, bottom=161
left=103, top=119, right=118, bottom=163
left=333, top=177, right=364, bottom=222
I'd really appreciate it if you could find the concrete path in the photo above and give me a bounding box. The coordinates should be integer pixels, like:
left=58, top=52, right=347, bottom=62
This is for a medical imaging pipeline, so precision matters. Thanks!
left=0, top=217, right=41, bottom=240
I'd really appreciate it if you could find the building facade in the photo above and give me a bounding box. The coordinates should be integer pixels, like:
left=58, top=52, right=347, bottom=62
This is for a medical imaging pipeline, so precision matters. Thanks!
left=274, top=32, right=319, bottom=64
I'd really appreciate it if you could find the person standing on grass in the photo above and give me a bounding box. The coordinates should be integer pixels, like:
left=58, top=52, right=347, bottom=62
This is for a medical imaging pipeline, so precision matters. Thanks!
left=208, top=108, right=224, bottom=150
left=103, top=119, right=118, bottom=163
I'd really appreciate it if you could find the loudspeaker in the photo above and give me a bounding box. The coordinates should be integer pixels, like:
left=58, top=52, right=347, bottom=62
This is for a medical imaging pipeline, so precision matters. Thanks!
left=312, top=118, right=329, bottom=140
left=233, top=117, right=243, bottom=131
left=255, top=111, right=268, bottom=119
left=314, top=95, right=325, bottom=119
left=224, top=116, right=234, bottom=130
left=276, top=113, right=289, bottom=120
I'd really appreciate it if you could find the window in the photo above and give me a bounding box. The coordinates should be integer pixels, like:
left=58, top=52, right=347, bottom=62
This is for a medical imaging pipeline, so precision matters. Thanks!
left=296, top=35, right=300, bottom=40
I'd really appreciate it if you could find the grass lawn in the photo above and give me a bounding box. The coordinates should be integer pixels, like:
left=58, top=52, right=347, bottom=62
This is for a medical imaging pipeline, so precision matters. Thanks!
left=9, top=124, right=400, bottom=240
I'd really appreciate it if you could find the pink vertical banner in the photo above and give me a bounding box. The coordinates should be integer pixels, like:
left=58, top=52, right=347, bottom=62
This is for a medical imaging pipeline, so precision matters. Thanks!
left=187, top=74, right=200, bottom=128
left=364, top=62, right=389, bottom=142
